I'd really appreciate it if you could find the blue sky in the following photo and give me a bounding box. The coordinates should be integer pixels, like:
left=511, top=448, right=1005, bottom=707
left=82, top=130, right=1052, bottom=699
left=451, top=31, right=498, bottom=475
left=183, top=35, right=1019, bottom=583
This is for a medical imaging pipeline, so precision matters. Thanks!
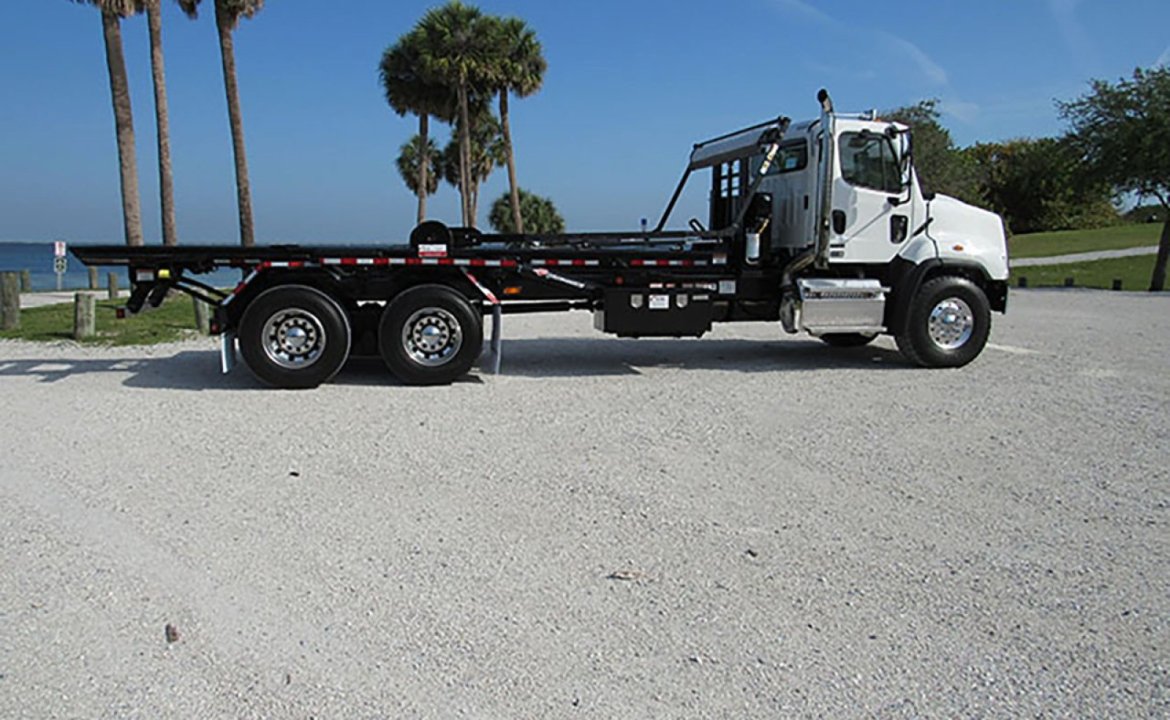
left=1, top=0, right=1167, bottom=244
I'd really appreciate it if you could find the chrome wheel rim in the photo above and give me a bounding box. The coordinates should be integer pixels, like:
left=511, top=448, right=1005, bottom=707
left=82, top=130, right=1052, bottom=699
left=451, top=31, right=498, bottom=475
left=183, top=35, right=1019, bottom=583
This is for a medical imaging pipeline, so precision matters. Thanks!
left=402, top=307, right=462, bottom=367
left=928, top=297, right=974, bottom=350
left=262, top=308, right=326, bottom=369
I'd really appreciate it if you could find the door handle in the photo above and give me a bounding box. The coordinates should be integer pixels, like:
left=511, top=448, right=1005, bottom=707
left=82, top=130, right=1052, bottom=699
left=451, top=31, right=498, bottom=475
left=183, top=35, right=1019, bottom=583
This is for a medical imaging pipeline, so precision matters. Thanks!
left=831, top=209, right=846, bottom=235
left=890, top=214, right=908, bottom=243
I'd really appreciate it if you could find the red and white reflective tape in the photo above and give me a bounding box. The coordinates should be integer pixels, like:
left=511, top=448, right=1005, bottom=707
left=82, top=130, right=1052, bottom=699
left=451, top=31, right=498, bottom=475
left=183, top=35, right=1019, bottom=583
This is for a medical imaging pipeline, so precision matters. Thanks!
left=319, top=256, right=518, bottom=268
left=461, top=269, right=499, bottom=305
left=628, top=258, right=707, bottom=267
left=222, top=268, right=261, bottom=306
left=529, top=258, right=600, bottom=267
left=258, top=260, right=308, bottom=269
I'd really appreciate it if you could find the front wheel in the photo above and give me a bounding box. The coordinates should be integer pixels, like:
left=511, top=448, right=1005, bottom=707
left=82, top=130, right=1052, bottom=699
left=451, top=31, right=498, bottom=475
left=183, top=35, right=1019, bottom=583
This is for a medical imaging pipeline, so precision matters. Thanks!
left=895, top=276, right=991, bottom=368
left=238, top=285, right=352, bottom=388
left=379, top=284, right=483, bottom=385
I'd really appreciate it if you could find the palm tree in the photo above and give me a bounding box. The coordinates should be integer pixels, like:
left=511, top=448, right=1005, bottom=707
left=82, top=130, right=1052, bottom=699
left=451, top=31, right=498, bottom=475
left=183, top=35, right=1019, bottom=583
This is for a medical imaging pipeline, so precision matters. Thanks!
left=441, top=109, right=505, bottom=224
left=488, top=188, right=564, bottom=234
left=215, top=0, right=263, bottom=246
left=140, top=0, right=196, bottom=246
left=72, top=0, right=144, bottom=246
left=487, top=17, right=546, bottom=234
left=417, top=1, right=495, bottom=228
left=173, top=0, right=260, bottom=246
left=395, top=135, right=441, bottom=202
left=379, top=30, right=455, bottom=225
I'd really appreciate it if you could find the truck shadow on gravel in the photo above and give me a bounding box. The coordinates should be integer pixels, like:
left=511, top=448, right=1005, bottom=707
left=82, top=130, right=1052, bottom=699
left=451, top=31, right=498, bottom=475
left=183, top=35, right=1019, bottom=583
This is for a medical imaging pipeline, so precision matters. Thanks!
left=493, top=338, right=906, bottom=377
left=0, top=338, right=905, bottom=389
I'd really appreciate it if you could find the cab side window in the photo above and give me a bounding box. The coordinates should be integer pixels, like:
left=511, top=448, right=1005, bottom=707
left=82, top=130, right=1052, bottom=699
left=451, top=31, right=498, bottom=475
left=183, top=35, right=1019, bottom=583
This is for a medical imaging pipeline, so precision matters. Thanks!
left=754, top=140, right=808, bottom=175
left=839, top=132, right=901, bottom=193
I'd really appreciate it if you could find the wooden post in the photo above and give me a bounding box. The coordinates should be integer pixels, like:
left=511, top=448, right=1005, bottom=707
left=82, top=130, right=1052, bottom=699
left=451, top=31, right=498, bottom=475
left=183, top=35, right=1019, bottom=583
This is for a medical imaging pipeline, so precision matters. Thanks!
left=107, top=272, right=119, bottom=300
left=1, top=272, right=20, bottom=331
left=89, top=267, right=99, bottom=290
left=73, top=293, right=96, bottom=340
left=193, top=297, right=211, bottom=335
left=20, top=270, right=32, bottom=292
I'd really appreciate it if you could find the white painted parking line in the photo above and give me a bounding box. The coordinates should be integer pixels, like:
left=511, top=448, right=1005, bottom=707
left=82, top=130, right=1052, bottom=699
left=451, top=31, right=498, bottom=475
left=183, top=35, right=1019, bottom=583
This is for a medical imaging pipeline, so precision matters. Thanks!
left=987, top=342, right=1039, bottom=355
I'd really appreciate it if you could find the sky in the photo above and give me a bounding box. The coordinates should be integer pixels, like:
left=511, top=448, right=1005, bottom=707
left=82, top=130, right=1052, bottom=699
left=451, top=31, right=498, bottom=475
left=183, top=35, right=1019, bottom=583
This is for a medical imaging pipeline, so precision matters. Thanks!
left=1, top=0, right=1167, bottom=245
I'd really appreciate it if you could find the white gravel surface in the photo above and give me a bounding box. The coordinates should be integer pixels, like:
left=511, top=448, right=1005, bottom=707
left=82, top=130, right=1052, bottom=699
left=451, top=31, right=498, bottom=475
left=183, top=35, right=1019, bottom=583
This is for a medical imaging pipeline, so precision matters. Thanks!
left=1, top=289, right=1167, bottom=718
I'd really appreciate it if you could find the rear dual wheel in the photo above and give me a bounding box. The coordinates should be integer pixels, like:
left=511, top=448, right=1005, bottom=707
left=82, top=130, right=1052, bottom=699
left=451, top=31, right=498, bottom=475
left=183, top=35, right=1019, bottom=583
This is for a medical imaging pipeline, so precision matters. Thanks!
left=378, top=284, right=483, bottom=385
left=238, top=285, right=352, bottom=389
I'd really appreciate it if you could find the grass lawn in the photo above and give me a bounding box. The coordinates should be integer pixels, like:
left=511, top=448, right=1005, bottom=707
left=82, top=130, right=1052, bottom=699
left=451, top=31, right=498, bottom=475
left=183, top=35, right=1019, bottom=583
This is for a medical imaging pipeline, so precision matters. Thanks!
left=1010, top=223, right=1162, bottom=258
left=1010, top=254, right=1164, bottom=291
left=0, top=293, right=206, bottom=345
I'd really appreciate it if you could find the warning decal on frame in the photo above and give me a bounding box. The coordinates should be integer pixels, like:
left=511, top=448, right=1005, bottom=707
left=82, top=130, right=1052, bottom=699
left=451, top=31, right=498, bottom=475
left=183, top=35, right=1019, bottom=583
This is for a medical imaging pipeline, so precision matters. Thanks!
left=417, top=244, right=448, bottom=258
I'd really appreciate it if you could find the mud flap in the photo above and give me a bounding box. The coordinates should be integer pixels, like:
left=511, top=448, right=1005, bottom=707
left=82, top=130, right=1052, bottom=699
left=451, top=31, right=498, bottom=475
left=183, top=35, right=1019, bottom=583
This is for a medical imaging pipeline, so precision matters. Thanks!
left=220, top=331, right=237, bottom=374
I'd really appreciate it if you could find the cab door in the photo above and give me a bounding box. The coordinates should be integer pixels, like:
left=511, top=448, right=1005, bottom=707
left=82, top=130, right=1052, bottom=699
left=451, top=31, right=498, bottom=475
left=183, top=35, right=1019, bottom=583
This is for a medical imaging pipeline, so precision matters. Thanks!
left=830, top=129, right=917, bottom=264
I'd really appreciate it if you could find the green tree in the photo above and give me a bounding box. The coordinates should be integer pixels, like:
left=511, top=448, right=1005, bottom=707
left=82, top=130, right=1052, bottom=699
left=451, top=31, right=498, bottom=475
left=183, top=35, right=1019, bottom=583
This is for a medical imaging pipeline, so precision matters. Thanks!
left=395, top=135, right=441, bottom=199
left=417, top=1, right=496, bottom=228
left=489, top=189, right=564, bottom=234
left=72, top=0, right=144, bottom=246
left=965, top=137, right=1117, bottom=234
left=882, top=99, right=978, bottom=203
left=1123, top=203, right=1167, bottom=225
left=380, top=29, right=455, bottom=225
left=1059, top=66, right=1170, bottom=291
left=486, top=16, right=546, bottom=234
left=440, top=109, right=505, bottom=224
left=183, top=0, right=263, bottom=246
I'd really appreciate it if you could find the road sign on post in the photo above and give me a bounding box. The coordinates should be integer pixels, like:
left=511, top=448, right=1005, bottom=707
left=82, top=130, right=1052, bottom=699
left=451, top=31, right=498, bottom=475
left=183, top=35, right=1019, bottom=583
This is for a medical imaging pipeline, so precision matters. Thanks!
left=53, top=240, right=67, bottom=290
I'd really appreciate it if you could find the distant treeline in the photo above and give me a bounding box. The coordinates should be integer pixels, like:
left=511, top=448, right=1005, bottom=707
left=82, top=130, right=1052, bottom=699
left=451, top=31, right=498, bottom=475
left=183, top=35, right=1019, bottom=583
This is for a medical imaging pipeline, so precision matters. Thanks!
left=886, top=100, right=1118, bottom=236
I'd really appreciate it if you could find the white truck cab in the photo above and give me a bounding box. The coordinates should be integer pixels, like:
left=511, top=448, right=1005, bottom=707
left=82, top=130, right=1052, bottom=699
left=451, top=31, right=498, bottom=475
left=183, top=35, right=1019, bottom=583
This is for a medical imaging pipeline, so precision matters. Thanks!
left=679, top=90, right=1009, bottom=366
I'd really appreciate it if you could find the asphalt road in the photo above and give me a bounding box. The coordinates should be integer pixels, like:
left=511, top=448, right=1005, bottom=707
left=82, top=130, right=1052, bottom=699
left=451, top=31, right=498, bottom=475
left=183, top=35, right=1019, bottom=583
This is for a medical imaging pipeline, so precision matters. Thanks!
left=1011, top=245, right=1159, bottom=267
left=0, top=288, right=1167, bottom=718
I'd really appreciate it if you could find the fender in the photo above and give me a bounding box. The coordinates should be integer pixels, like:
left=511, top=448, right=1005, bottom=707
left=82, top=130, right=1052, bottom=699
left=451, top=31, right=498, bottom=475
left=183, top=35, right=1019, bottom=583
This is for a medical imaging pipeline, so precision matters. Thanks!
left=884, top=257, right=1008, bottom=333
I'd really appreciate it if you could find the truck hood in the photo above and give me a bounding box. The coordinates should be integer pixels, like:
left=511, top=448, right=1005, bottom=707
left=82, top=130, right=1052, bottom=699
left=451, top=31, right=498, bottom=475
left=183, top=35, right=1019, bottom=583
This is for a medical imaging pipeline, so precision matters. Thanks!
left=926, top=194, right=1010, bottom=281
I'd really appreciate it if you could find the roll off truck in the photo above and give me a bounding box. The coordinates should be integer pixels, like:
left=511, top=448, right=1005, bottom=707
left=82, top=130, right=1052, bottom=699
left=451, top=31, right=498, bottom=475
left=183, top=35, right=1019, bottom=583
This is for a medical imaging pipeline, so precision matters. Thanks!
left=74, top=91, right=1009, bottom=388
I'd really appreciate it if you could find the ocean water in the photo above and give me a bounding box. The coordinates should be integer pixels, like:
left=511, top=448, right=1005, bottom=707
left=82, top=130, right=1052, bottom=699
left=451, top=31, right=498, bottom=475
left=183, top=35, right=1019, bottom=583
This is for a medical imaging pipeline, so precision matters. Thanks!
left=0, top=242, right=241, bottom=291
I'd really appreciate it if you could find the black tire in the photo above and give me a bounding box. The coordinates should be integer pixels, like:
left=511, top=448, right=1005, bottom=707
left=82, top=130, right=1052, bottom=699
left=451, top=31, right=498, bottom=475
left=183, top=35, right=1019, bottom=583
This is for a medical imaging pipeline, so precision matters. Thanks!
left=379, top=284, right=483, bottom=385
left=895, top=276, right=991, bottom=368
left=238, top=285, right=352, bottom=389
left=819, top=332, right=877, bottom=348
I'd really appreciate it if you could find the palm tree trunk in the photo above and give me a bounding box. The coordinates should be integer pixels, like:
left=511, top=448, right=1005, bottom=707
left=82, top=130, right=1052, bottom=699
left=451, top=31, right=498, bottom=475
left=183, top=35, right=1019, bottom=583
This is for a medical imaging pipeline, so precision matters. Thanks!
left=100, top=10, right=143, bottom=247
left=417, top=114, right=429, bottom=225
left=146, top=1, right=178, bottom=247
left=215, top=1, right=256, bottom=247
left=499, top=91, right=523, bottom=234
left=457, top=82, right=473, bottom=227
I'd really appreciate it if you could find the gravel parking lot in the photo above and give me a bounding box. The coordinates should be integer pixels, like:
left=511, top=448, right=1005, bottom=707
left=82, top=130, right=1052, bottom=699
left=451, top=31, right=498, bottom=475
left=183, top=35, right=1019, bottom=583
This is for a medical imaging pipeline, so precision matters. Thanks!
left=1, top=288, right=1167, bottom=718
